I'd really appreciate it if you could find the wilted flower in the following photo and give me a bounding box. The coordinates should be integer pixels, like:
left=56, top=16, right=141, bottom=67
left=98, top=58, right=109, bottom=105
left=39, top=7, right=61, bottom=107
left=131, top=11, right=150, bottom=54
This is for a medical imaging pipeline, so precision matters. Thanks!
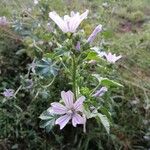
left=93, top=87, right=108, bottom=97
left=49, top=10, right=89, bottom=33
left=87, top=24, right=102, bottom=43
left=0, top=16, right=8, bottom=26
left=104, top=52, right=122, bottom=63
left=2, top=89, right=14, bottom=98
left=51, top=90, right=85, bottom=129
left=75, top=41, right=81, bottom=51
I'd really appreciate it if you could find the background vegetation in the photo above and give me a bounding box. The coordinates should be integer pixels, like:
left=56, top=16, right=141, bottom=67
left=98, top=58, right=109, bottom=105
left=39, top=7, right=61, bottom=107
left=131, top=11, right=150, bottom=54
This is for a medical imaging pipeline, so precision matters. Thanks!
left=0, top=0, right=150, bottom=149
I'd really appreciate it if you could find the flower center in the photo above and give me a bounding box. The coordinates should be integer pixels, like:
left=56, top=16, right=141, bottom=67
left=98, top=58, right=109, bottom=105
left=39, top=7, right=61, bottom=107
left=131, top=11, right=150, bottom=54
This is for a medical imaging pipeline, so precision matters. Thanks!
left=67, top=108, right=75, bottom=116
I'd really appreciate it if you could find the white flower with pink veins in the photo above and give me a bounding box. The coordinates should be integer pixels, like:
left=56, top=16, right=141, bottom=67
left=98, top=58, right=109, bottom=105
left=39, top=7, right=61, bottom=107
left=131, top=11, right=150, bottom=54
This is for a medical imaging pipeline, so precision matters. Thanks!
left=49, top=10, right=89, bottom=33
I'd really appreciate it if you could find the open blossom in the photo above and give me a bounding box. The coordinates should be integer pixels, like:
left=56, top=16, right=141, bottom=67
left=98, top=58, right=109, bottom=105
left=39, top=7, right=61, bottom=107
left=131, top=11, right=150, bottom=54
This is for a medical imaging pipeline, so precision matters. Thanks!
left=87, top=24, right=102, bottom=43
left=51, top=91, right=85, bottom=129
left=49, top=10, right=89, bottom=33
left=93, top=87, right=108, bottom=97
left=3, top=89, right=14, bottom=98
left=0, top=16, right=8, bottom=26
left=104, top=52, right=122, bottom=63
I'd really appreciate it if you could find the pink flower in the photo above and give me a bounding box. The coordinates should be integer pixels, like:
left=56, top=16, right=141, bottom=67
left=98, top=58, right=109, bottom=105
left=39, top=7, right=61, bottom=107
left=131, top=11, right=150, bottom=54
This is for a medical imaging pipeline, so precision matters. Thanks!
left=104, top=52, right=122, bottom=63
left=3, top=89, right=14, bottom=98
left=0, top=16, right=8, bottom=26
left=87, top=25, right=102, bottom=43
left=93, top=87, right=108, bottom=97
left=49, top=10, right=89, bottom=33
left=51, top=91, right=85, bottom=129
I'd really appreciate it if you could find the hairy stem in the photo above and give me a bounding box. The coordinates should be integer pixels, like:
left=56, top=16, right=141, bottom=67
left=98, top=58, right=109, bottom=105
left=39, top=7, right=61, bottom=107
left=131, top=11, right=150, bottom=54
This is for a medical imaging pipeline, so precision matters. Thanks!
left=72, top=54, right=77, bottom=100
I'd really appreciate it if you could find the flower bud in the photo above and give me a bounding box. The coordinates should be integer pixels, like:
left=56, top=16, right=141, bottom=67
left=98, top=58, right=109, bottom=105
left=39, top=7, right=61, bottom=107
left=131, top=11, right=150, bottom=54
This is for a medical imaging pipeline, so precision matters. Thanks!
left=87, top=25, right=102, bottom=43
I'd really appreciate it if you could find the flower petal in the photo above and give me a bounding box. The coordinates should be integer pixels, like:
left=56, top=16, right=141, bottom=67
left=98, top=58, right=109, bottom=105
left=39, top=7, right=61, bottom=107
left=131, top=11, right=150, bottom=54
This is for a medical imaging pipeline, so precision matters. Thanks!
left=72, top=113, right=84, bottom=127
left=49, top=11, right=68, bottom=32
left=70, top=11, right=75, bottom=17
left=55, top=114, right=71, bottom=129
left=116, top=55, right=122, bottom=60
left=73, top=96, right=85, bottom=111
left=51, top=102, right=67, bottom=114
left=69, top=10, right=89, bottom=33
left=61, top=91, right=74, bottom=108
left=68, top=14, right=80, bottom=32
left=104, top=52, right=122, bottom=63
left=80, top=10, right=89, bottom=20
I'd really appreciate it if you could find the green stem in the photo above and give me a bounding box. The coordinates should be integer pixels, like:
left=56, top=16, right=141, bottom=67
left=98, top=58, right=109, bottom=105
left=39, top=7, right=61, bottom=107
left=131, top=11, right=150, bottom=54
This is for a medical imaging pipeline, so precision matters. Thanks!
left=72, top=54, right=77, bottom=100
left=90, top=82, right=101, bottom=96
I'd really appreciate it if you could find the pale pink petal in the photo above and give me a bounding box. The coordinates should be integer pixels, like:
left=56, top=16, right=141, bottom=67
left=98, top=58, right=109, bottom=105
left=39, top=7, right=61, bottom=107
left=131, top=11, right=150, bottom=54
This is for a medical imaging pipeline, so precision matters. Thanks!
left=73, top=96, right=85, bottom=111
left=69, top=10, right=89, bottom=33
left=70, top=11, right=75, bottom=17
left=104, top=52, right=122, bottom=63
left=61, top=91, right=74, bottom=108
left=55, top=114, right=71, bottom=129
left=80, top=10, right=89, bottom=20
left=51, top=102, right=67, bottom=114
left=49, top=11, right=68, bottom=32
left=69, top=14, right=80, bottom=32
left=72, top=113, right=84, bottom=127
left=116, top=55, right=122, bottom=60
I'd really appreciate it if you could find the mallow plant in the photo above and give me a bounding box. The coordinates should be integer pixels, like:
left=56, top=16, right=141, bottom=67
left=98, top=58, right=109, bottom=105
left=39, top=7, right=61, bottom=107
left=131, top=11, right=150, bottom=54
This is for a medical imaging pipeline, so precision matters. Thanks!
left=38, top=10, right=123, bottom=133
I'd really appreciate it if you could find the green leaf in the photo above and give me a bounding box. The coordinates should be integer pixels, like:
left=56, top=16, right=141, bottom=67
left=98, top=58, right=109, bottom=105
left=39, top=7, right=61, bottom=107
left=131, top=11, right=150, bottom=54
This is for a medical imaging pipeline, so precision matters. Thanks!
left=39, top=110, right=54, bottom=120
left=16, top=49, right=26, bottom=55
left=39, top=119, right=55, bottom=132
left=11, top=144, right=19, bottom=149
left=92, top=74, right=123, bottom=87
left=85, top=52, right=100, bottom=60
left=35, top=58, right=58, bottom=77
left=44, top=53, right=54, bottom=59
left=99, top=107, right=112, bottom=121
left=39, top=110, right=57, bottom=132
left=86, top=108, right=110, bottom=134
left=101, top=78, right=123, bottom=87
left=97, top=113, right=110, bottom=134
